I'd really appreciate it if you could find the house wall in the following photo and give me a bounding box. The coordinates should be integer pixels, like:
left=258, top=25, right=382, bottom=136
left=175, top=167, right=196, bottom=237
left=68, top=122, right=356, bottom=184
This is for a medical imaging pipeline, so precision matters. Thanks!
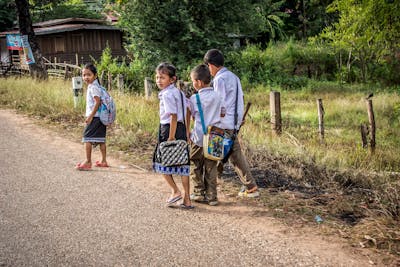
left=37, top=29, right=125, bottom=64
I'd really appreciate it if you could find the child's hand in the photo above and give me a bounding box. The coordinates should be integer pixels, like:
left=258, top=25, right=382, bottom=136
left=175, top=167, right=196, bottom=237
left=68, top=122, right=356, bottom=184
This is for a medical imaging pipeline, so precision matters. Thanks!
left=167, top=137, right=175, bottom=141
left=85, top=117, right=93, bottom=124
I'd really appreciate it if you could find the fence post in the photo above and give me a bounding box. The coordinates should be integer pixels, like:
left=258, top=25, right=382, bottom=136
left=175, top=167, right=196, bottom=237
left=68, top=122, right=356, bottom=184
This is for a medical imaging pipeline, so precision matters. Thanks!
left=107, top=71, right=112, bottom=91
left=117, top=74, right=124, bottom=92
left=317, top=98, right=325, bottom=142
left=360, top=123, right=368, bottom=148
left=75, top=54, right=79, bottom=66
left=64, top=62, right=68, bottom=80
left=144, top=77, right=153, bottom=99
left=366, top=99, right=376, bottom=152
left=270, top=91, right=282, bottom=135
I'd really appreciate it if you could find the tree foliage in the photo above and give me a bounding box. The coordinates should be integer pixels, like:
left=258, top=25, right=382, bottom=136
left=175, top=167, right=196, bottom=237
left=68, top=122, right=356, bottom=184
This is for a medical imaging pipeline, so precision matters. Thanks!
left=117, top=0, right=291, bottom=71
left=29, top=0, right=103, bottom=22
left=282, top=0, right=336, bottom=39
left=321, top=0, right=400, bottom=84
left=0, top=0, right=16, bottom=32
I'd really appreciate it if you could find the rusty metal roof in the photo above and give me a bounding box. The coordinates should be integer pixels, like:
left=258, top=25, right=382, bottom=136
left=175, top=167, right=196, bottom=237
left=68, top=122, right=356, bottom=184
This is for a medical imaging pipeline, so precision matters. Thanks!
left=0, top=23, right=121, bottom=37
left=33, top=18, right=107, bottom=28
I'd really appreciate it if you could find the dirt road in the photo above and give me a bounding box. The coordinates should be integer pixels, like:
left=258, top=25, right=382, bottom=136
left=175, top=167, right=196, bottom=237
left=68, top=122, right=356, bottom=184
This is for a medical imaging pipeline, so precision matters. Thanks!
left=0, top=109, right=376, bottom=266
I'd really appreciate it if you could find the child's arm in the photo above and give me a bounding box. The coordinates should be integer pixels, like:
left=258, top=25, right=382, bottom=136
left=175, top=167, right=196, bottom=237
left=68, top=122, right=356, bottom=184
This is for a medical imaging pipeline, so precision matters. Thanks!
left=168, top=114, right=178, bottom=141
left=85, top=96, right=101, bottom=124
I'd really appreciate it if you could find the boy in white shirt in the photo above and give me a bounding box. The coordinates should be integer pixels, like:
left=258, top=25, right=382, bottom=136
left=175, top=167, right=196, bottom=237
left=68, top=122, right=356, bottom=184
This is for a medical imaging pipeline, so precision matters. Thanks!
left=188, top=64, right=222, bottom=206
left=204, top=49, right=260, bottom=198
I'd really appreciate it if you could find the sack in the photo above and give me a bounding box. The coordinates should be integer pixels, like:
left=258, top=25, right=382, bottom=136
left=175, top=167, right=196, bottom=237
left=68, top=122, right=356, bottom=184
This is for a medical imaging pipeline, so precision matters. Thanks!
left=159, top=140, right=189, bottom=166
left=203, top=126, right=224, bottom=161
left=98, top=86, right=116, bottom=126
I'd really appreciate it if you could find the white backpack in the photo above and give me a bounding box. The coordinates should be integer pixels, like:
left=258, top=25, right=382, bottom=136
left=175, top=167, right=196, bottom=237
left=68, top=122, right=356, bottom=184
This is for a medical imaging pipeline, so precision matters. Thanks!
left=98, top=86, right=116, bottom=126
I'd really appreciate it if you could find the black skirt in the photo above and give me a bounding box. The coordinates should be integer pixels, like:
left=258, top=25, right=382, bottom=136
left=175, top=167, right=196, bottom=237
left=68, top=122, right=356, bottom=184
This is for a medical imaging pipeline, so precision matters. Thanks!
left=82, top=117, right=106, bottom=143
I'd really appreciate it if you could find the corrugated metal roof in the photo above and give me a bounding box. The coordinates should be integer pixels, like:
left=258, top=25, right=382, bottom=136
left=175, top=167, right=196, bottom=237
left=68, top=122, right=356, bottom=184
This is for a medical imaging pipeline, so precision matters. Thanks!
left=33, top=18, right=106, bottom=28
left=0, top=23, right=121, bottom=37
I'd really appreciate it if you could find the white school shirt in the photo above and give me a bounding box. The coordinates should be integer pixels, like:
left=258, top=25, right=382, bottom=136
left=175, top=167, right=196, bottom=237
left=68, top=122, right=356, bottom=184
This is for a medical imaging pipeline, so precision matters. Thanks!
left=213, top=67, right=244, bottom=130
left=158, top=84, right=187, bottom=125
left=189, top=87, right=222, bottom=147
left=85, top=79, right=102, bottom=117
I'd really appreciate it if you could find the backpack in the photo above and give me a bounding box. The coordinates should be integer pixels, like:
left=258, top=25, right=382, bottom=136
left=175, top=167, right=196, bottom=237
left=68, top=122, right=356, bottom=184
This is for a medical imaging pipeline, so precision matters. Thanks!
left=98, top=86, right=116, bottom=126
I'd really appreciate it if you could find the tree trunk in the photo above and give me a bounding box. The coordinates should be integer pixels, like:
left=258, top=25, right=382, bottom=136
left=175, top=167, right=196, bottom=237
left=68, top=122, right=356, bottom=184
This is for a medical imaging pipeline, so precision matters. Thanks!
left=15, top=0, right=47, bottom=79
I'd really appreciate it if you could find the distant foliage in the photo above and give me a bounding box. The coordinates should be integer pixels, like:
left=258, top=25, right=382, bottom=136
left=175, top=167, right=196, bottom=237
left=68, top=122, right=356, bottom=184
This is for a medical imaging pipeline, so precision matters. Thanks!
left=0, top=0, right=15, bottom=32
left=321, top=0, right=400, bottom=85
left=227, top=40, right=336, bottom=90
left=30, top=0, right=103, bottom=22
left=93, top=46, right=147, bottom=93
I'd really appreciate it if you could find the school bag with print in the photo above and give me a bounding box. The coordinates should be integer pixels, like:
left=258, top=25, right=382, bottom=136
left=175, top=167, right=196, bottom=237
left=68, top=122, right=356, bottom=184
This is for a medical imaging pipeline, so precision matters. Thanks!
left=98, top=85, right=116, bottom=125
left=195, top=93, right=224, bottom=161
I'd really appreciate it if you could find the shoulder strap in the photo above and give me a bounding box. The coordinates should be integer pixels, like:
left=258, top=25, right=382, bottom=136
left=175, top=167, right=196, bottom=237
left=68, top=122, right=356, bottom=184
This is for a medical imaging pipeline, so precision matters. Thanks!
left=195, top=93, right=207, bottom=134
left=234, top=78, right=239, bottom=132
left=179, top=91, right=188, bottom=141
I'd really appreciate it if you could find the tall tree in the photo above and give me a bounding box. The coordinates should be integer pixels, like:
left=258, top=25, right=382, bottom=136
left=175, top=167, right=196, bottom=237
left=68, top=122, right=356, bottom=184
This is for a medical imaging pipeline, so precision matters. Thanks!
left=15, top=0, right=47, bottom=79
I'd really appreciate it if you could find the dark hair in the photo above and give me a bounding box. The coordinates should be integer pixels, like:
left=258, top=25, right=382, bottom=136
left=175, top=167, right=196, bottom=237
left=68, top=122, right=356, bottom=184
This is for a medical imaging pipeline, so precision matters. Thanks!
left=83, top=63, right=101, bottom=84
left=203, top=49, right=224, bottom=67
left=191, top=64, right=211, bottom=84
left=83, top=63, right=97, bottom=76
left=156, top=62, right=177, bottom=79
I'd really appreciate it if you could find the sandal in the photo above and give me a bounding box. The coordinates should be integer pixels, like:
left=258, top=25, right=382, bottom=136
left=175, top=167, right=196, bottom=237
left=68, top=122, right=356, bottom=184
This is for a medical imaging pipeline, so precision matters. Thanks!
left=95, top=161, right=109, bottom=167
left=179, top=203, right=195, bottom=210
left=75, top=162, right=92, bottom=171
left=166, top=195, right=182, bottom=204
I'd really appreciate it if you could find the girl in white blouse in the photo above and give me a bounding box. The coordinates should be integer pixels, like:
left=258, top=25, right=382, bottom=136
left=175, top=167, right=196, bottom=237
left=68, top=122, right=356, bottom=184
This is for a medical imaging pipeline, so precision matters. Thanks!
left=153, top=62, right=193, bottom=209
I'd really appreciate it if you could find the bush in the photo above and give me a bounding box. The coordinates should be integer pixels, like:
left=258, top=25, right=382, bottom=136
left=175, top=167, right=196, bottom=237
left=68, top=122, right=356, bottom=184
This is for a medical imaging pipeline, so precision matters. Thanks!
left=93, top=46, right=150, bottom=93
left=227, top=40, right=336, bottom=90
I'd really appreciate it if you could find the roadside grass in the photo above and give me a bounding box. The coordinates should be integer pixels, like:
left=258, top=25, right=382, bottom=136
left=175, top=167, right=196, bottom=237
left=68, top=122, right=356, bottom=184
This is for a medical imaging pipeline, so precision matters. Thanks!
left=1, top=77, right=399, bottom=259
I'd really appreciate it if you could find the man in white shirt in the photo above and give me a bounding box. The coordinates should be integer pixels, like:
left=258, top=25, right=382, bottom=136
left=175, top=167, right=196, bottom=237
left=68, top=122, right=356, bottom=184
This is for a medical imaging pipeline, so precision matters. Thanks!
left=203, top=49, right=260, bottom=198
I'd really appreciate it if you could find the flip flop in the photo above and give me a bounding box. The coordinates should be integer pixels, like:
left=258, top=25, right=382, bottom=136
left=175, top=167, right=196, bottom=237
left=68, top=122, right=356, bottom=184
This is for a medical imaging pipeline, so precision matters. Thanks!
left=95, top=161, right=109, bottom=167
left=179, top=203, right=195, bottom=210
left=166, top=195, right=182, bottom=204
left=75, top=163, right=92, bottom=171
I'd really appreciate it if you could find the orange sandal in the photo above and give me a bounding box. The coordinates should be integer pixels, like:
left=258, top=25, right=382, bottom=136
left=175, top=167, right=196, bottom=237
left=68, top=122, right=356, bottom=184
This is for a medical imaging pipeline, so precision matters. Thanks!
left=75, top=162, right=92, bottom=171
left=95, top=161, right=109, bottom=167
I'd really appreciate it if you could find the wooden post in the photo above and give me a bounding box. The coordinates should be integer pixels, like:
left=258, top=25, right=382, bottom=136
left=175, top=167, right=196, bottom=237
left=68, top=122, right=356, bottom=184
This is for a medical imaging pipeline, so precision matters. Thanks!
left=117, top=74, right=124, bottom=92
left=270, top=91, right=282, bottom=135
left=144, top=77, right=153, bottom=99
left=75, top=54, right=79, bottom=66
left=64, top=62, right=68, bottom=79
left=360, top=123, right=368, bottom=148
left=317, top=98, right=325, bottom=142
left=107, top=71, right=112, bottom=91
left=366, top=99, right=376, bottom=152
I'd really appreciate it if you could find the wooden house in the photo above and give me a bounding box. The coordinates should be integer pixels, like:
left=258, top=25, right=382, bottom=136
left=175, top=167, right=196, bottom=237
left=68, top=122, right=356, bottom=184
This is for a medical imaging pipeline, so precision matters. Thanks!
left=0, top=17, right=126, bottom=66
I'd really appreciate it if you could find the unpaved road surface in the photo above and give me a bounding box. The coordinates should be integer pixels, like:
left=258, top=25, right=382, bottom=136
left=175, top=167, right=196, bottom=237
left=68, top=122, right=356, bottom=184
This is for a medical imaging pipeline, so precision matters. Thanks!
left=0, top=110, right=379, bottom=266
